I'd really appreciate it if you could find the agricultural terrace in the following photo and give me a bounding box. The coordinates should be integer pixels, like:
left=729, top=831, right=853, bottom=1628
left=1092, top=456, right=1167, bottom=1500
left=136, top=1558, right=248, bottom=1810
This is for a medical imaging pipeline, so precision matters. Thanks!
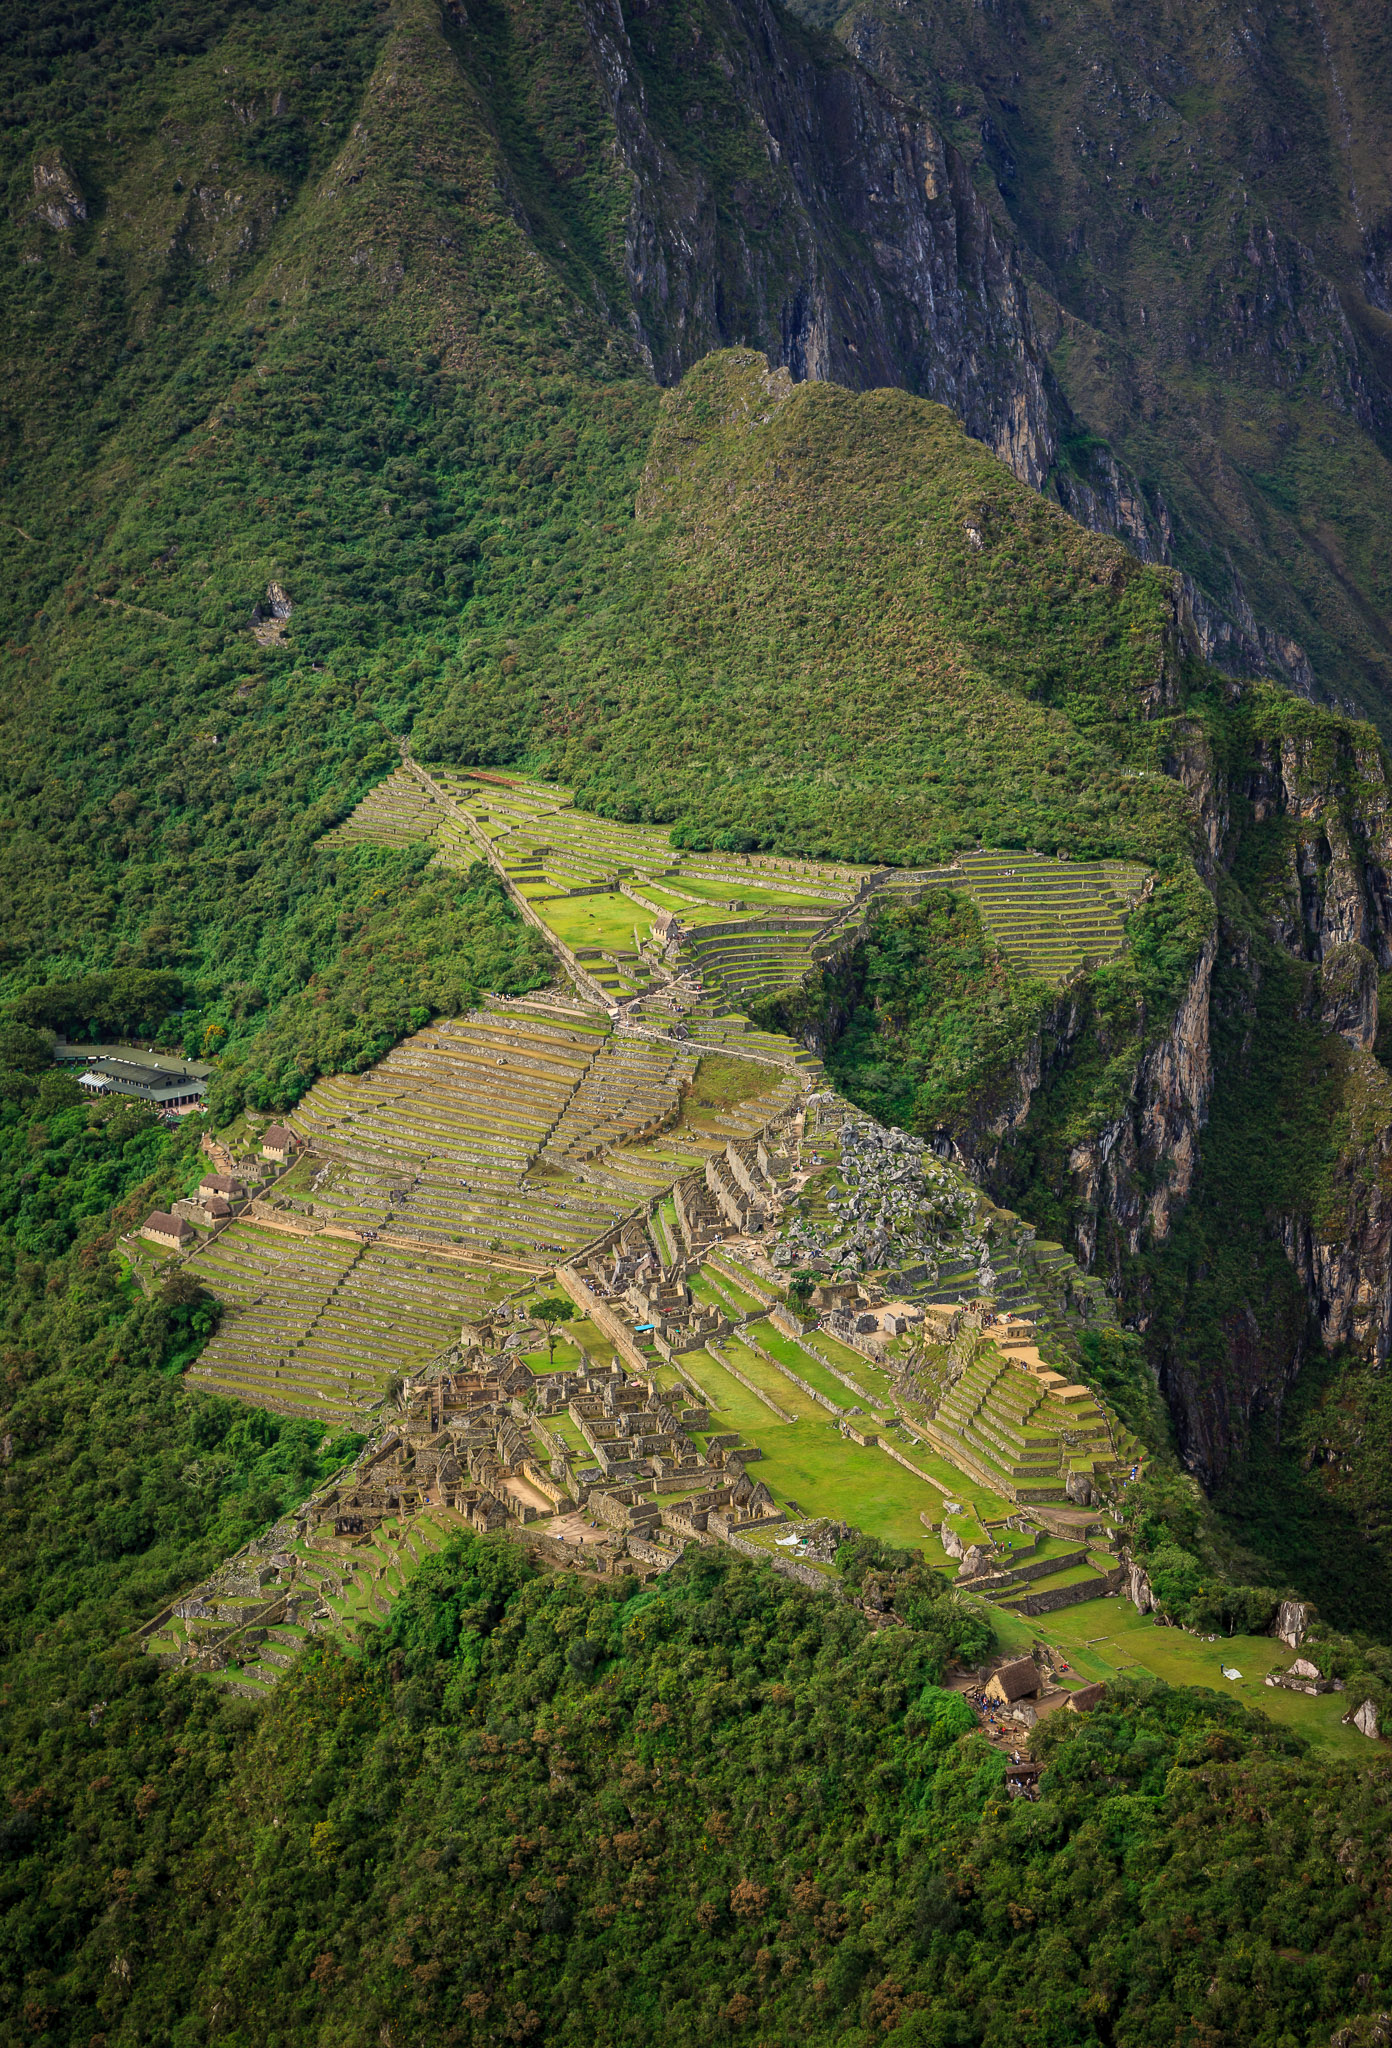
left=163, top=1038, right=1357, bottom=1749
left=328, top=764, right=1149, bottom=1000
left=180, top=994, right=799, bottom=1421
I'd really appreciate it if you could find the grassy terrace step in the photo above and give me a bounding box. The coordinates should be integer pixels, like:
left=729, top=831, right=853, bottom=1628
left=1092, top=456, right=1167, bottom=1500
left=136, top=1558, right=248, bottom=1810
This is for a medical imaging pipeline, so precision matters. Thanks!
left=994, top=1563, right=1117, bottom=1612
left=746, top=1324, right=855, bottom=1411
left=701, top=1259, right=770, bottom=1316
left=188, top=1220, right=508, bottom=1415
left=903, top=849, right=1138, bottom=980
left=320, top=770, right=446, bottom=849
left=925, top=1416, right=1066, bottom=1505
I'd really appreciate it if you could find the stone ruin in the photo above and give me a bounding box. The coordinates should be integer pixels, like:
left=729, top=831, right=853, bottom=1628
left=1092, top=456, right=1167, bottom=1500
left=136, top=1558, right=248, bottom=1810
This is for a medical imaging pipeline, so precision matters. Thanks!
left=141, top=1316, right=788, bottom=1680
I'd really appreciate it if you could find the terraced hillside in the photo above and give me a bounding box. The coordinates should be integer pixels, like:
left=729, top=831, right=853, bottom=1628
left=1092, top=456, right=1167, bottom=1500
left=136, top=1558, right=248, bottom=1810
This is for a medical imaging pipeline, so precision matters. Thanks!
left=143, top=1501, right=475, bottom=1698
left=926, top=851, right=1142, bottom=979
left=327, top=765, right=1147, bottom=999
left=285, top=1004, right=620, bottom=1262
left=926, top=1350, right=1131, bottom=1509
left=678, top=916, right=832, bottom=1005
left=178, top=769, right=1145, bottom=1435
left=186, top=1229, right=502, bottom=1423
left=179, top=997, right=797, bottom=1420
left=319, top=772, right=448, bottom=851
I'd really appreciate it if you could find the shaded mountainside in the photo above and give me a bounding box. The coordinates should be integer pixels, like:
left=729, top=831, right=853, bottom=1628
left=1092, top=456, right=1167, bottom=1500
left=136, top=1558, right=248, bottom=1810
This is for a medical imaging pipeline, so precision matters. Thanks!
left=790, top=0, right=1392, bottom=727
left=0, top=0, right=1081, bottom=1058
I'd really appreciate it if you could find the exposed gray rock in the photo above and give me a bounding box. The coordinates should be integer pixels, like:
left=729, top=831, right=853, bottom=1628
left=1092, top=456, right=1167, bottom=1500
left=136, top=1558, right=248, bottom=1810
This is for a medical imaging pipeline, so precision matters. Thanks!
left=1274, top=1599, right=1314, bottom=1650
left=575, top=0, right=1056, bottom=486
left=1352, top=1698, right=1381, bottom=1740
left=31, top=152, right=86, bottom=232
left=1318, top=942, right=1380, bottom=1052
left=1122, top=1558, right=1155, bottom=1615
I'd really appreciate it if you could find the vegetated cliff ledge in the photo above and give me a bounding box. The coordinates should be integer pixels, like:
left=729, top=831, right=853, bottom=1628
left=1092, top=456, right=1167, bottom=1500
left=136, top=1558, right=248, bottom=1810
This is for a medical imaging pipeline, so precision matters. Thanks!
left=783, top=683, right=1392, bottom=1490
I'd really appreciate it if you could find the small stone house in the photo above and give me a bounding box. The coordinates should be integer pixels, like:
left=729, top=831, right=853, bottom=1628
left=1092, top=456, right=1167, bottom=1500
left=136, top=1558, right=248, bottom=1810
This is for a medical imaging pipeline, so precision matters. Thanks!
left=985, top=1657, right=1040, bottom=1705
left=142, top=1211, right=194, bottom=1251
left=1065, top=1681, right=1108, bottom=1713
left=464, top=1489, right=509, bottom=1534
left=173, top=1195, right=232, bottom=1230
left=198, top=1174, right=246, bottom=1203
left=261, top=1123, right=299, bottom=1163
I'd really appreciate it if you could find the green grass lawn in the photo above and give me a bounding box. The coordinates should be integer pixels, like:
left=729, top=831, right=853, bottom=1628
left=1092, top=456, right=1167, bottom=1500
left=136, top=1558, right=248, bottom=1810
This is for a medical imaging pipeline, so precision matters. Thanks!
left=539, top=1413, right=590, bottom=1460
left=719, top=1338, right=826, bottom=1421
left=523, top=1337, right=587, bottom=1374
left=1003, top=1596, right=1370, bottom=1759
left=753, top=1326, right=855, bottom=1410
left=711, top=1249, right=781, bottom=1300
left=701, top=1261, right=766, bottom=1316
left=675, top=879, right=843, bottom=915
left=563, top=1317, right=615, bottom=1366
left=750, top=1419, right=953, bottom=1563
left=655, top=1198, right=679, bottom=1265
left=806, top=1331, right=893, bottom=1400
left=1016, top=1562, right=1106, bottom=1594
left=897, top=1437, right=1015, bottom=1520
left=685, top=1350, right=789, bottom=1435
left=527, top=890, right=648, bottom=954
left=686, top=1052, right=781, bottom=1113
left=688, top=1271, right=733, bottom=1314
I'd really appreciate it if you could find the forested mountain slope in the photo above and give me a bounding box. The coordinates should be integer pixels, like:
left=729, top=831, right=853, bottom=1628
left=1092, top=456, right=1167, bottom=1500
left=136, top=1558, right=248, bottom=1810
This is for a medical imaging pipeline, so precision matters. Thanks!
left=792, top=0, right=1392, bottom=727
left=5, top=0, right=1392, bottom=1643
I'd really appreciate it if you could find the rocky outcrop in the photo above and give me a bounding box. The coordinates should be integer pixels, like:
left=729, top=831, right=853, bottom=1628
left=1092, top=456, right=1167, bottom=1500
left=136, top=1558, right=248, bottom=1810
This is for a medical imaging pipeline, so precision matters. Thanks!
left=1350, top=1698, right=1381, bottom=1741
left=814, top=0, right=1392, bottom=729
left=1274, top=1599, right=1313, bottom=1649
left=1277, top=1051, right=1392, bottom=1367
left=1121, top=1556, right=1155, bottom=1615
left=1242, top=735, right=1392, bottom=966
left=1053, top=449, right=1319, bottom=702
left=1317, top=943, right=1380, bottom=1052
left=31, top=152, right=86, bottom=233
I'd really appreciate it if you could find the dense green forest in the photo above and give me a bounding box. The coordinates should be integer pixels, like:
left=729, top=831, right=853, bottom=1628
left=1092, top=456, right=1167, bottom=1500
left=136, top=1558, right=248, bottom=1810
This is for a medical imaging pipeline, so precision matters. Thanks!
left=2, top=1035, right=1392, bottom=2045
left=10, top=1519, right=1392, bottom=2048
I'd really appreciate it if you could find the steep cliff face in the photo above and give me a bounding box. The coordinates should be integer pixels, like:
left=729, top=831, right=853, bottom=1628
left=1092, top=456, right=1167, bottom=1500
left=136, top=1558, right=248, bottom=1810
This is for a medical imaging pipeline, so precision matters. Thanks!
left=567, top=0, right=1058, bottom=482
left=937, top=932, right=1217, bottom=1280
left=792, top=0, right=1392, bottom=732
left=0, top=0, right=1076, bottom=580
left=1068, top=933, right=1219, bottom=1272
left=849, top=691, right=1392, bottom=1488
left=1132, top=712, right=1392, bottom=1484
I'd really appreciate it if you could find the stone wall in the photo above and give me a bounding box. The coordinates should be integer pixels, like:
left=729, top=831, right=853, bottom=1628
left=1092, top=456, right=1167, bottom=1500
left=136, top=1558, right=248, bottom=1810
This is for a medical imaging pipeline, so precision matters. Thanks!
left=718, top=1526, right=836, bottom=1594
left=704, top=1342, right=794, bottom=1422
left=1004, top=1567, right=1125, bottom=1617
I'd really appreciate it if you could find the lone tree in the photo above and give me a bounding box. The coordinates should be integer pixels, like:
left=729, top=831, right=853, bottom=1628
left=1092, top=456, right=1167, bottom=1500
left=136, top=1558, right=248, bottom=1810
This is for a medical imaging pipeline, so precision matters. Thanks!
left=375, top=1373, right=412, bottom=1416
left=529, top=1294, right=576, bottom=1365
left=788, top=1269, right=817, bottom=1317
